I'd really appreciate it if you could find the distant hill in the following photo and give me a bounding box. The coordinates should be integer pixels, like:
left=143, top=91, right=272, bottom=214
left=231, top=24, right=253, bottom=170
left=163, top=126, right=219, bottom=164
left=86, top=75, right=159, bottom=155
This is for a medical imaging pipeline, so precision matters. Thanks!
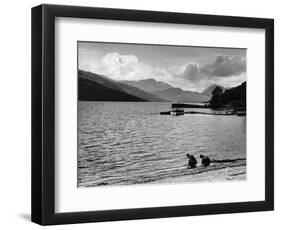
left=153, top=88, right=210, bottom=103
left=117, top=82, right=166, bottom=102
left=202, top=84, right=225, bottom=97
left=121, top=79, right=174, bottom=93
left=122, top=78, right=212, bottom=102
left=78, top=70, right=165, bottom=101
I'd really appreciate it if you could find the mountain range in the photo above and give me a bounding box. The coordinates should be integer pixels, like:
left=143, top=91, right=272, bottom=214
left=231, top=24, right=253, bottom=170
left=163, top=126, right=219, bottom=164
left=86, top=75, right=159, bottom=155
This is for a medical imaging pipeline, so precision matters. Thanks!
left=153, top=88, right=210, bottom=103
left=121, top=79, right=174, bottom=93
left=79, top=70, right=165, bottom=101
left=78, top=70, right=225, bottom=102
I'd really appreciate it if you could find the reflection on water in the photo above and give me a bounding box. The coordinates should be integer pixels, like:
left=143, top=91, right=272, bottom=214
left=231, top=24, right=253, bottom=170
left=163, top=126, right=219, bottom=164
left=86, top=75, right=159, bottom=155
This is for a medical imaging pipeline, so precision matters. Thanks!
left=78, top=102, right=246, bottom=187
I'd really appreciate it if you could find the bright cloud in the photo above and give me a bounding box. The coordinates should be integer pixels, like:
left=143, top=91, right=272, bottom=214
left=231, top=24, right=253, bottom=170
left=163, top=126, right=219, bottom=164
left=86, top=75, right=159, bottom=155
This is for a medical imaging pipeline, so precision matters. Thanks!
left=102, top=52, right=138, bottom=67
left=88, top=52, right=174, bottom=83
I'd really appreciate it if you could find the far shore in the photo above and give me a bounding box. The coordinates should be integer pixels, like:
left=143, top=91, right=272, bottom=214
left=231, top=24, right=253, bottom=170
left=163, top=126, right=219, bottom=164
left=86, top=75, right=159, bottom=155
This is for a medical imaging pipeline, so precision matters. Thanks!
left=171, top=102, right=246, bottom=110
left=161, top=103, right=246, bottom=116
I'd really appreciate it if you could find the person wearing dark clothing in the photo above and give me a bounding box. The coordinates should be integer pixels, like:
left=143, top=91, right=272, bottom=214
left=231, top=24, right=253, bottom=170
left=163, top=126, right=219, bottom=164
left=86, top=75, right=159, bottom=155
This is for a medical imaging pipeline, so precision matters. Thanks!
left=200, top=155, right=211, bottom=167
left=186, top=154, right=197, bottom=168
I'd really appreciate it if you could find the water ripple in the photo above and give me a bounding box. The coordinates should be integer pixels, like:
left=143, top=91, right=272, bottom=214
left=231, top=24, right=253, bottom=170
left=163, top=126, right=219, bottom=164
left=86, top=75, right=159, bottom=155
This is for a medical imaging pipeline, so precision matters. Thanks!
left=78, top=102, right=246, bottom=187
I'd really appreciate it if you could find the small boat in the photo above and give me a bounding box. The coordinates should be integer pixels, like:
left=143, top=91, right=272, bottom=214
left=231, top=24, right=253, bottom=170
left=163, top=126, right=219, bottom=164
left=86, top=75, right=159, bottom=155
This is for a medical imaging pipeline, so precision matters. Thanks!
left=170, top=108, right=184, bottom=116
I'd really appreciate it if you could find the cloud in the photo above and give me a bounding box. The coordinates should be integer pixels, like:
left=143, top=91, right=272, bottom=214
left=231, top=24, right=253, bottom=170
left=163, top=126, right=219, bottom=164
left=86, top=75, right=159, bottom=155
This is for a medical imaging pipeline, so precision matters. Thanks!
left=181, top=62, right=201, bottom=81
left=102, top=52, right=138, bottom=66
left=169, top=73, right=246, bottom=92
left=168, top=62, right=199, bottom=80
left=95, top=52, right=174, bottom=82
left=79, top=52, right=246, bottom=92
left=166, top=55, right=246, bottom=91
left=201, top=55, right=246, bottom=77
left=173, top=55, right=246, bottom=81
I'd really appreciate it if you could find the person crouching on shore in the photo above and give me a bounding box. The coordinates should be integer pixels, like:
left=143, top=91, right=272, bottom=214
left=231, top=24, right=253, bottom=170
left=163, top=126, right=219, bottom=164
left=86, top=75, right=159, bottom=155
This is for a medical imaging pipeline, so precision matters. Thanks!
left=200, top=154, right=211, bottom=167
left=186, top=154, right=197, bottom=169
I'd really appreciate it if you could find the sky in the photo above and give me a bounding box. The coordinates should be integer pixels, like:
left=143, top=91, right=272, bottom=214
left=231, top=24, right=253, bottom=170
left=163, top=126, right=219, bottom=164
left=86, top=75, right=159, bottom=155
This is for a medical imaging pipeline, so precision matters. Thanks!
left=78, top=42, right=246, bottom=92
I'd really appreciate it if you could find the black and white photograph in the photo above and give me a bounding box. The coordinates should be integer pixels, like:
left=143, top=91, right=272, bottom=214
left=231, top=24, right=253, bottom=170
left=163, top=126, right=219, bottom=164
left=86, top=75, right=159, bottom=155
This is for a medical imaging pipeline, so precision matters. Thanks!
left=77, top=41, right=247, bottom=187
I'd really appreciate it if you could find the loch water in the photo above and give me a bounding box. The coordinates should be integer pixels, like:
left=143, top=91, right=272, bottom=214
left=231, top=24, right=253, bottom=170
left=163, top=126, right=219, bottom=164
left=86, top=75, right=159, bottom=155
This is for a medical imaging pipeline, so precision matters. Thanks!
left=78, top=101, right=246, bottom=187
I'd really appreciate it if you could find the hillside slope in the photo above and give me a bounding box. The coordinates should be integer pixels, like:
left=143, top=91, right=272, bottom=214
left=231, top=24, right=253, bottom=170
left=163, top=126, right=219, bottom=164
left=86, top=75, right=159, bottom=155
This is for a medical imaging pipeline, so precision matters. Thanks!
left=153, top=88, right=210, bottom=102
left=121, top=79, right=174, bottom=93
left=79, top=70, right=146, bottom=101
left=78, top=70, right=165, bottom=101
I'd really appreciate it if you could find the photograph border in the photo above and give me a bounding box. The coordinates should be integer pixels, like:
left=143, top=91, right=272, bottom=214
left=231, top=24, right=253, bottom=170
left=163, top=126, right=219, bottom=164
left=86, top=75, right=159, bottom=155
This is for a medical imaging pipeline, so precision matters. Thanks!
left=31, top=4, right=274, bottom=225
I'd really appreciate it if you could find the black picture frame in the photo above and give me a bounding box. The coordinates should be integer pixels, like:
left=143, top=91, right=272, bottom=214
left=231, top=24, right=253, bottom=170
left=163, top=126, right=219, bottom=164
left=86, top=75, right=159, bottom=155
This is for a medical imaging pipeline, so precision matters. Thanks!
left=31, top=4, right=274, bottom=225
